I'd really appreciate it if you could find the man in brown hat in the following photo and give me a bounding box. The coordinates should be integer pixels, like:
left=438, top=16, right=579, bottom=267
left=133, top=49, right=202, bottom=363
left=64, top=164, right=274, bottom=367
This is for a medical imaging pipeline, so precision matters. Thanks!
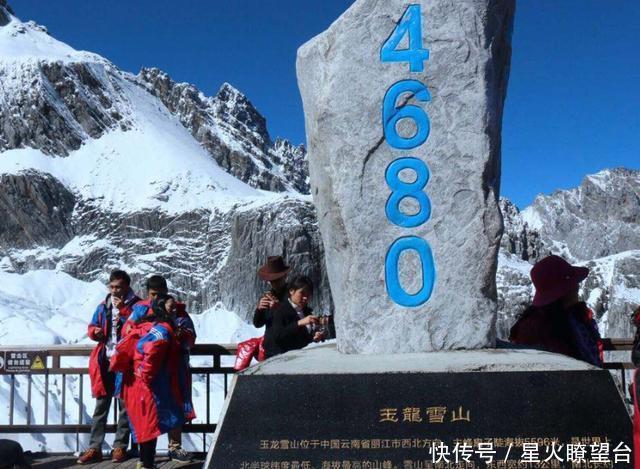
left=253, top=255, right=291, bottom=328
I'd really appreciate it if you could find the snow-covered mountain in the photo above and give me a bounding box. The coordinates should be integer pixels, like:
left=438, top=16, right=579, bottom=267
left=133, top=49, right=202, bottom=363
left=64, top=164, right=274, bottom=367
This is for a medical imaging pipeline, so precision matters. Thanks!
left=0, top=1, right=327, bottom=324
left=0, top=1, right=324, bottom=451
left=498, top=168, right=640, bottom=340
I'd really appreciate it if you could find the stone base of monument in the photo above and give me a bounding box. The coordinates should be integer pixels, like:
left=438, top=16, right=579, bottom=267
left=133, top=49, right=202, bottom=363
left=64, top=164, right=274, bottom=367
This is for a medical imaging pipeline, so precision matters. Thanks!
left=205, top=343, right=632, bottom=468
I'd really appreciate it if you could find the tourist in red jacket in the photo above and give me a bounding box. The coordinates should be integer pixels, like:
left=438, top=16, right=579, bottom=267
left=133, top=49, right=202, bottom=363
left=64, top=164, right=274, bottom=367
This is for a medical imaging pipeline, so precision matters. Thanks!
left=124, top=275, right=195, bottom=462
left=112, top=294, right=184, bottom=469
left=509, top=255, right=603, bottom=366
left=78, top=270, right=140, bottom=465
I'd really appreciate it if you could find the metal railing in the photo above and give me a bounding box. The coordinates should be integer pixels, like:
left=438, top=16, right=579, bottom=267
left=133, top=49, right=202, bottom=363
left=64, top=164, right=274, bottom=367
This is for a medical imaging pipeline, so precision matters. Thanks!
left=0, top=343, right=237, bottom=453
left=0, top=339, right=635, bottom=453
left=601, top=338, right=634, bottom=394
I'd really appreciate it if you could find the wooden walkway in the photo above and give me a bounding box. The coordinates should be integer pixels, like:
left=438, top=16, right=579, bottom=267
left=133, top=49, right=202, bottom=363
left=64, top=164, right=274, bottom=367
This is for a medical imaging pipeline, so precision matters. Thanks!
left=30, top=453, right=205, bottom=468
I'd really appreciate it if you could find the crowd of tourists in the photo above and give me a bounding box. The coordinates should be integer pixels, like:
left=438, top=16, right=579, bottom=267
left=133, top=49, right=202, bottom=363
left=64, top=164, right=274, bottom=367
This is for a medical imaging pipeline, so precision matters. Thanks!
left=3, top=253, right=633, bottom=468
left=73, top=256, right=328, bottom=468
left=77, top=272, right=196, bottom=468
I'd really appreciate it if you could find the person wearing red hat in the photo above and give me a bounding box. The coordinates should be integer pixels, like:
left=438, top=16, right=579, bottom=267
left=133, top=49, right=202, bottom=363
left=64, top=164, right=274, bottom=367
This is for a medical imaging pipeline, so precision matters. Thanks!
left=509, top=255, right=603, bottom=366
left=253, top=256, right=291, bottom=328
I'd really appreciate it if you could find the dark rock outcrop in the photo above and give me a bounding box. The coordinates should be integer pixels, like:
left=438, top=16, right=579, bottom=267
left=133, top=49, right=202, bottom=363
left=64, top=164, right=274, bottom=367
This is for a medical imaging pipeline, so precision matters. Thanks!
left=0, top=171, right=75, bottom=248
left=499, top=197, right=546, bottom=263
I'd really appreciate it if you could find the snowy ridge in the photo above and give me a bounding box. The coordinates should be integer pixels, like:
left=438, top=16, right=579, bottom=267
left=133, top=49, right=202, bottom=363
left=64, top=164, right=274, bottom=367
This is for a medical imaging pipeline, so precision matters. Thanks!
left=519, top=168, right=640, bottom=261
left=0, top=3, right=330, bottom=316
left=0, top=7, right=99, bottom=63
left=137, top=68, right=310, bottom=194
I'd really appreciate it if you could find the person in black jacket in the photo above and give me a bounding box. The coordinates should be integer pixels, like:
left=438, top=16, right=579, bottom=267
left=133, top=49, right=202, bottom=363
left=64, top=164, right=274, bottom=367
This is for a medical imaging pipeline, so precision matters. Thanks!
left=252, top=256, right=290, bottom=328
left=263, top=276, right=325, bottom=358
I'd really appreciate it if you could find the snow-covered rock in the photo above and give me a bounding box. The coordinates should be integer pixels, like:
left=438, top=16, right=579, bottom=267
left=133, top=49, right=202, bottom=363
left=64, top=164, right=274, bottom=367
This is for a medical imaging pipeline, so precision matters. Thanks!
left=297, top=0, right=515, bottom=353
left=521, top=168, right=640, bottom=262
left=138, top=68, right=309, bottom=194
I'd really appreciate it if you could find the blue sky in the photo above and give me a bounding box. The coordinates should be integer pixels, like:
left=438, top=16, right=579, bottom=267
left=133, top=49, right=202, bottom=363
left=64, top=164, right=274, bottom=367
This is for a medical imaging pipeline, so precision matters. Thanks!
left=12, top=0, right=639, bottom=208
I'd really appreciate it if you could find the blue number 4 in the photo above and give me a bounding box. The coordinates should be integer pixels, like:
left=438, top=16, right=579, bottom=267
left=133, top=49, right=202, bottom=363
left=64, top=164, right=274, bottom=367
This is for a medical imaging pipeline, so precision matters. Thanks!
left=381, top=4, right=429, bottom=72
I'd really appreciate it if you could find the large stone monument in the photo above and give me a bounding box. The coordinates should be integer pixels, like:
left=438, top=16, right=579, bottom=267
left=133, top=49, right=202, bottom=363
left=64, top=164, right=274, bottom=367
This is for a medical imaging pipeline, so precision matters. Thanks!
left=297, top=0, right=514, bottom=354
left=206, top=1, right=633, bottom=467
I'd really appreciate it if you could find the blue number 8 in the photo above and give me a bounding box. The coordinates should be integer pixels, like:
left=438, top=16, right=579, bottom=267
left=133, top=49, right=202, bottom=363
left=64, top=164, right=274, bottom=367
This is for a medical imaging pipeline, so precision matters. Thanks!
left=385, top=236, right=436, bottom=307
left=385, top=157, right=431, bottom=228
left=382, top=80, right=431, bottom=150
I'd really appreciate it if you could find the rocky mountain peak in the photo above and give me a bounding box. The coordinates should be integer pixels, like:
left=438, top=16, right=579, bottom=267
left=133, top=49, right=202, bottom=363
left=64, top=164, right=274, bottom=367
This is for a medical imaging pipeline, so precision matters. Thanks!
left=214, top=81, right=270, bottom=144
left=499, top=197, right=547, bottom=263
left=137, top=67, right=308, bottom=193
left=521, top=167, right=640, bottom=260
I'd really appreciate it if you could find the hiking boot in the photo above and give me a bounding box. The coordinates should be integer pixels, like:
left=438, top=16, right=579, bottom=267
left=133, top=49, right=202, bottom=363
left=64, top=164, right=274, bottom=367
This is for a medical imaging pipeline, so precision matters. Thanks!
left=111, top=447, right=128, bottom=462
left=167, top=447, right=191, bottom=462
left=76, top=447, right=102, bottom=464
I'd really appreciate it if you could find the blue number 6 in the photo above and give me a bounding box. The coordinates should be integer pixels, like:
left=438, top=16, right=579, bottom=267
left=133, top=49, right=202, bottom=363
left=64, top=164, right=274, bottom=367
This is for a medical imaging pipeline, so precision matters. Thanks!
left=385, top=236, right=436, bottom=307
left=382, top=80, right=431, bottom=150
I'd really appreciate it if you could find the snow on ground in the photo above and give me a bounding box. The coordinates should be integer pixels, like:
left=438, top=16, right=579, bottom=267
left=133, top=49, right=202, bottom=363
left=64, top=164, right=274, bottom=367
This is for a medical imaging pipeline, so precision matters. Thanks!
left=0, top=270, right=262, bottom=452
left=0, top=270, right=104, bottom=345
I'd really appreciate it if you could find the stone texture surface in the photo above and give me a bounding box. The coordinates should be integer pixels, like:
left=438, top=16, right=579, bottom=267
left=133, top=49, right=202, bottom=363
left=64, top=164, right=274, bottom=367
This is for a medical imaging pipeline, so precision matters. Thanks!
left=297, top=0, right=515, bottom=353
left=244, top=343, right=597, bottom=375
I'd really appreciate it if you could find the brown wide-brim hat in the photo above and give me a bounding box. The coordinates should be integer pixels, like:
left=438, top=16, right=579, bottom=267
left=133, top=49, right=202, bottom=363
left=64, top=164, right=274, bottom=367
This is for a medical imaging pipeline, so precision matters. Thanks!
left=257, top=255, right=291, bottom=281
left=531, top=255, right=589, bottom=307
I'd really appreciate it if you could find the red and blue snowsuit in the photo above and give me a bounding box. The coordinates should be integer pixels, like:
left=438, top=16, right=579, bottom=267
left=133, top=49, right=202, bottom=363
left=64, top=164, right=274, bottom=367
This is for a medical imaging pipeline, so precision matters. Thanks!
left=88, top=289, right=140, bottom=398
left=126, top=299, right=196, bottom=421
left=114, top=320, right=184, bottom=443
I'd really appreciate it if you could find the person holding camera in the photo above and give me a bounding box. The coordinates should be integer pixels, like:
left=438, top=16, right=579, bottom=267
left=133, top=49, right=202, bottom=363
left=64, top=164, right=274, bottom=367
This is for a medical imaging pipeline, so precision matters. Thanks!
left=263, top=276, right=326, bottom=358
left=253, top=255, right=291, bottom=329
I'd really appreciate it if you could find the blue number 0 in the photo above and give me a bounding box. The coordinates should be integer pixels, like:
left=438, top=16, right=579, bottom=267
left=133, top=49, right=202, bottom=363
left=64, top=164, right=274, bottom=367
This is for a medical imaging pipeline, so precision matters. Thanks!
left=385, top=236, right=436, bottom=307
left=385, top=157, right=431, bottom=228
left=380, top=4, right=429, bottom=72
left=382, top=80, right=431, bottom=150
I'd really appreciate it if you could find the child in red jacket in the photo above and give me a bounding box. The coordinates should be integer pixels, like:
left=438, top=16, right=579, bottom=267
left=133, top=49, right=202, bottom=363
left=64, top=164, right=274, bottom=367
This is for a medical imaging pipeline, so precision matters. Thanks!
left=124, top=275, right=195, bottom=462
left=112, top=294, right=184, bottom=469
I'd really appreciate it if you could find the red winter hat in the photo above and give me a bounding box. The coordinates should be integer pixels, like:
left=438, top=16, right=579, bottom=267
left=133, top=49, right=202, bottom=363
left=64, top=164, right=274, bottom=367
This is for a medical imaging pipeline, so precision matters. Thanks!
left=530, top=255, right=589, bottom=307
